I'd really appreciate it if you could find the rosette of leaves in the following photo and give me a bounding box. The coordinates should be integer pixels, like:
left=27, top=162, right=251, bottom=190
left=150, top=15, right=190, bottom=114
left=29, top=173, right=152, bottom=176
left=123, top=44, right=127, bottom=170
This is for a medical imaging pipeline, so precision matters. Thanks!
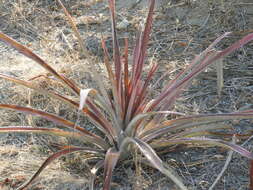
left=1, top=0, right=253, bottom=189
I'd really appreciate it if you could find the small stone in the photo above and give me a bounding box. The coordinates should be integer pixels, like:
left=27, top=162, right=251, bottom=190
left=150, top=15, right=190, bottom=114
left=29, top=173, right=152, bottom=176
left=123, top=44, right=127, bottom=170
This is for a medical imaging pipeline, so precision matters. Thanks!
left=117, top=19, right=130, bottom=30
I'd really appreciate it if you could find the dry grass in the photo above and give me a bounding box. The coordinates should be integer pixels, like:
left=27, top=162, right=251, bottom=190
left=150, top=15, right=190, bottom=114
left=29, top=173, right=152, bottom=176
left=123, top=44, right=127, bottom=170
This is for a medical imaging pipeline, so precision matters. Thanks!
left=0, top=0, right=253, bottom=189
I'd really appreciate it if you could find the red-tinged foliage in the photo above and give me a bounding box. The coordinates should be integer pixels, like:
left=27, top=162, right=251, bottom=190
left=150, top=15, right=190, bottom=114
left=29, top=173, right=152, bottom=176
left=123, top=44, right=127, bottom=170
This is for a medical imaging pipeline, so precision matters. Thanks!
left=103, top=148, right=120, bottom=190
left=1, top=0, right=253, bottom=189
left=15, top=146, right=101, bottom=190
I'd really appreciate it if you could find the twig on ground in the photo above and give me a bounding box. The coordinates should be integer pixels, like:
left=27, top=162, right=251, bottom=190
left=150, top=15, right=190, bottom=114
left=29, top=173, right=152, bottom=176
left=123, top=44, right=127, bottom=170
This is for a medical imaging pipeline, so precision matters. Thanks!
left=208, top=136, right=236, bottom=190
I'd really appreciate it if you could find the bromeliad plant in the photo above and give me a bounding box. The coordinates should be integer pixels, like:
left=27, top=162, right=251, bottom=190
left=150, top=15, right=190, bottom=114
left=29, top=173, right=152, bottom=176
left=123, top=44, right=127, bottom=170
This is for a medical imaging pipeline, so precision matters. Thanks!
left=1, top=0, right=253, bottom=189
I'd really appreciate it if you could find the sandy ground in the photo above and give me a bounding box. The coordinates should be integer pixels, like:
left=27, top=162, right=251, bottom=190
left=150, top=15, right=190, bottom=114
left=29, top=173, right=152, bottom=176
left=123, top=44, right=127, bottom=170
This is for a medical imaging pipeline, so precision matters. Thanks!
left=0, top=0, right=253, bottom=189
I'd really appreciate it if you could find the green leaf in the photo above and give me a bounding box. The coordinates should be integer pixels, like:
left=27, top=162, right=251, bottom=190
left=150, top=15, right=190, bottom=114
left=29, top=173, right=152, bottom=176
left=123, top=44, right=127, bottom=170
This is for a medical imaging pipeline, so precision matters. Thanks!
left=121, top=137, right=188, bottom=190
